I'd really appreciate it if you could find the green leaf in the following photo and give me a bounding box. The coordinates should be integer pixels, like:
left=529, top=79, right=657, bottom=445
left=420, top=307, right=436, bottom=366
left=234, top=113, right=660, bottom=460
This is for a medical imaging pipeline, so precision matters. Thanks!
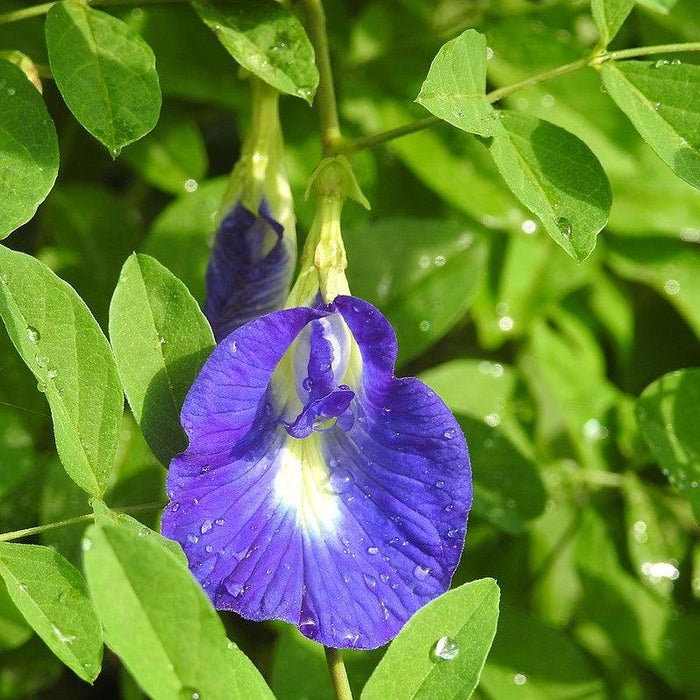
left=83, top=523, right=273, bottom=700
left=636, top=368, right=700, bottom=521
left=362, top=579, right=500, bottom=700
left=0, top=637, right=62, bottom=697
left=480, top=607, right=607, bottom=699
left=91, top=499, right=186, bottom=565
left=345, top=218, right=487, bottom=364
left=0, top=579, right=32, bottom=653
left=591, top=0, right=635, bottom=45
left=607, top=236, right=700, bottom=337
left=144, top=177, right=227, bottom=303
left=109, top=254, right=214, bottom=465
left=45, top=0, right=161, bottom=156
left=416, top=29, right=496, bottom=137
left=601, top=60, right=700, bottom=189
left=0, top=59, right=58, bottom=240
left=0, top=542, right=103, bottom=682
left=458, top=415, right=547, bottom=533
left=122, top=105, right=208, bottom=195
left=0, top=246, right=123, bottom=496
left=634, top=0, right=679, bottom=13
left=488, top=112, right=612, bottom=261
left=191, top=0, right=318, bottom=103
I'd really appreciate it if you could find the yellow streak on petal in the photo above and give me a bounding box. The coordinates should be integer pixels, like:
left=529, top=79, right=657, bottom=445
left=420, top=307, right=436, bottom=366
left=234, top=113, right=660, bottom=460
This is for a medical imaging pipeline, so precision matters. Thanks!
left=274, top=433, right=339, bottom=532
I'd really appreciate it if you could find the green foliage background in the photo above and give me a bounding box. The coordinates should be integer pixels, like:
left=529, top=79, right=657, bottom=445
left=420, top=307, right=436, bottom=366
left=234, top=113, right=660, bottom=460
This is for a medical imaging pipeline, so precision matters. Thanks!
left=0, top=0, right=698, bottom=698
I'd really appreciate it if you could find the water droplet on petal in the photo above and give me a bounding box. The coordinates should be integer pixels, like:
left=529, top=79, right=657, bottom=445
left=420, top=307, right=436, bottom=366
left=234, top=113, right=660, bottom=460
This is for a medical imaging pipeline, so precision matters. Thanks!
left=443, top=428, right=456, bottom=440
left=413, top=565, right=431, bottom=580
left=329, top=468, right=353, bottom=493
left=432, top=636, right=460, bottom=661
left=225, top=580, right=245, bottom=597
left=363, top=574, right=377, bottom=588
left=215, top=518, right=225, bottom=526
left=200, top=519, right=213, bottom=535
left=367, top=546, right=379, bottom=555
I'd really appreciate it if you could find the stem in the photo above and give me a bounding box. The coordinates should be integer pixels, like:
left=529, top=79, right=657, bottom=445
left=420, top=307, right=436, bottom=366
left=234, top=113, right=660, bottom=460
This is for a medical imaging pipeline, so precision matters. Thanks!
left=325, top=647, right=353, bottom=700
left=606, top=42, right=700, bottom=61
left=337, top=41, right=700, bottom=155
left=301, top=0, right=341, bottom=154
left=0, top=0, right=187, bottom=25
left=0, top=501, right=167, bottom=543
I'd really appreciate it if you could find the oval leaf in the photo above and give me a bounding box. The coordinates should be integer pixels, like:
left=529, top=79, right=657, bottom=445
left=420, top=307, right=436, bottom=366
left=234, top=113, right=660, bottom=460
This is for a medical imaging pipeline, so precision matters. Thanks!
left=416, top=29, right=496, bottom=137
left=0, top=246, right=123, bottom=496
left=109, top=254, right=215, bottom=466
left=362, top=579, right=500, bottom=700
left=45, top=0, right=162, bottom=156
left=637, top=368, right=700, bottom=522
left=601, top=60, right=700, bottom=189
left=0, top=542, right=103, bottom=682
left=83, top=523, right=274, bottom=700
left=590, top=0, right=635, bottom=45
left=488, top=112, right=612, bottom=262
left=0, top=60, right=58, bottom=239
left=191, top=0, right=318, bottom=103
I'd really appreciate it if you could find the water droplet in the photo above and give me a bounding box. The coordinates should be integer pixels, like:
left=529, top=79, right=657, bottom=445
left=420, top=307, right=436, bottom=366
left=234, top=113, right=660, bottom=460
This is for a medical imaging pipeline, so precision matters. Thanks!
left=299, top=616, right=317, bottom=632
left=0, top=273, right=8, bottom=284
left=556, top=217, right=572, bottom=237
left=158, top=336, right=166, bottom=345
left=137, top=527, right=150, bottom=537
left=443, top=428, right=456, bottom=439
left=200, top=520, right=213, bottom=535
left=418, top=320, right=431, bottom=332
left=367, top=546, right=379, bottom=555
left=671, top=58, right=681, bottom=65
left=434, top=255, right=446, bottom=267
left=432, top=636, right=460, bottom=661
left=81, top=537, right=93, bottom=552
left=52, top=625, right=76, bottom=644
left=664, top=279, right=680, bottom=295
left=486, top=46, right=494, bottom=60
left=6, top=87, right=15, bottom=96
left=230, top=340, right=238, bottom=352
left=521, top=219, right=537, bottom=234
left=498, top=316, right=514, bottom=332
left=47, top=368, right=58, bottom=380
left=363, top=573, right=377, bottom=588
left=178, top=688, right=201, bottom=700
left=35, top=354, right=48, bottom=368
left=215, top=518, right=225, bottom=526
left=413, top=565, right=431, bottom=580
left=654, top=59, right=670, bottom=68
left=514, top=672, right=527, bottom=685
left=302, top=376, right=313, bottom=392
left=653, top=101, right=661, bottom=111
left=225, top=580, right=245, bottom=597
left=26, top=326, right=40, bottom=344
left=36, top=382, right=47, bottom=393
left=436, top=480, right=445, bottom=488
left=184, top=179, right=198, bottom=192
left=18, top=583, right=28, bottom=592
left=485, top=413, right=500, bottom=427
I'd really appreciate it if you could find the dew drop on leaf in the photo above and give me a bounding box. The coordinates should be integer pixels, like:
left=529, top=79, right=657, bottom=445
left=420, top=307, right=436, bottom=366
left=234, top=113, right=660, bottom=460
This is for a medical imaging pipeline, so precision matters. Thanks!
left=556, top=217, right=572, bottom=237
left=431, top=635, right=460, bottom=661
left=26, top=326, right=40, bottom=344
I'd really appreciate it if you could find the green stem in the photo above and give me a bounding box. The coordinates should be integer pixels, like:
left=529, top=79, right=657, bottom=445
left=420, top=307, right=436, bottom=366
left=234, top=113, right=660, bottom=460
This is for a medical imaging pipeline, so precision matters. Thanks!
left=337, top=41, right=700, bottom=155
left=0, top=501, right=167, bottom=543
left=301, top=0, right=342, bottom=155
left=0, top=0, right=186, bottom=25
left=325, top=647, right=353, bottom=700
left=605, top=41, right=700, bottom=61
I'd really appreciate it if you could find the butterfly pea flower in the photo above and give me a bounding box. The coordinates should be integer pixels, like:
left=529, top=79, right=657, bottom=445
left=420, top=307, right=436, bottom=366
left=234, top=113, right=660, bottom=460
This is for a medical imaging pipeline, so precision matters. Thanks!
left=162, top=158, right=472, bottom=649
left=204, top=78, right=296, bottom=342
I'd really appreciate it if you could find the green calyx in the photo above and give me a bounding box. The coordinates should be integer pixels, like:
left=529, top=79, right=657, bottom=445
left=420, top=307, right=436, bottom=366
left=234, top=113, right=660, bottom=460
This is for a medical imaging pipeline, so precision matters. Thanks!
left=287, top=157, right=369, bottom=307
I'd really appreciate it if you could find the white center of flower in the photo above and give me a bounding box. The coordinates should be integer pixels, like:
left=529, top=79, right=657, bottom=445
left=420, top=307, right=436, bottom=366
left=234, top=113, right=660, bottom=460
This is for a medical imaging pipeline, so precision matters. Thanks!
left=273, top=433, right=340, bottom=532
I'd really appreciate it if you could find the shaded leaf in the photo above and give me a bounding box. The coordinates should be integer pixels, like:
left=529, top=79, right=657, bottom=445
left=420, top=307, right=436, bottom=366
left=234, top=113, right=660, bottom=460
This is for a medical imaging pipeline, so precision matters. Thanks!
left=488, top=112, right=612, bottom=261
left=636, top=368, right=700, bottom=521
left=591, top=0, right=635, bottom=45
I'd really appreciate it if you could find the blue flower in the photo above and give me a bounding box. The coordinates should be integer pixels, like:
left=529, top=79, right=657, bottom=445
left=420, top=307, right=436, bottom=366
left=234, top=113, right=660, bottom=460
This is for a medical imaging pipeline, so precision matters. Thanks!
left=204, top=79, right=296, bottom=342
left=161, top=296, right=472, bottom=649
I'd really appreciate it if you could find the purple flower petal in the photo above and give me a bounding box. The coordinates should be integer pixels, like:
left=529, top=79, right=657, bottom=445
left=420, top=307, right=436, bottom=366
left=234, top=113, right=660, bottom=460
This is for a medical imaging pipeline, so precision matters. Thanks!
left=204, top=200, right=294, bottom=342
left=162, top=296, right=471, bottom=649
